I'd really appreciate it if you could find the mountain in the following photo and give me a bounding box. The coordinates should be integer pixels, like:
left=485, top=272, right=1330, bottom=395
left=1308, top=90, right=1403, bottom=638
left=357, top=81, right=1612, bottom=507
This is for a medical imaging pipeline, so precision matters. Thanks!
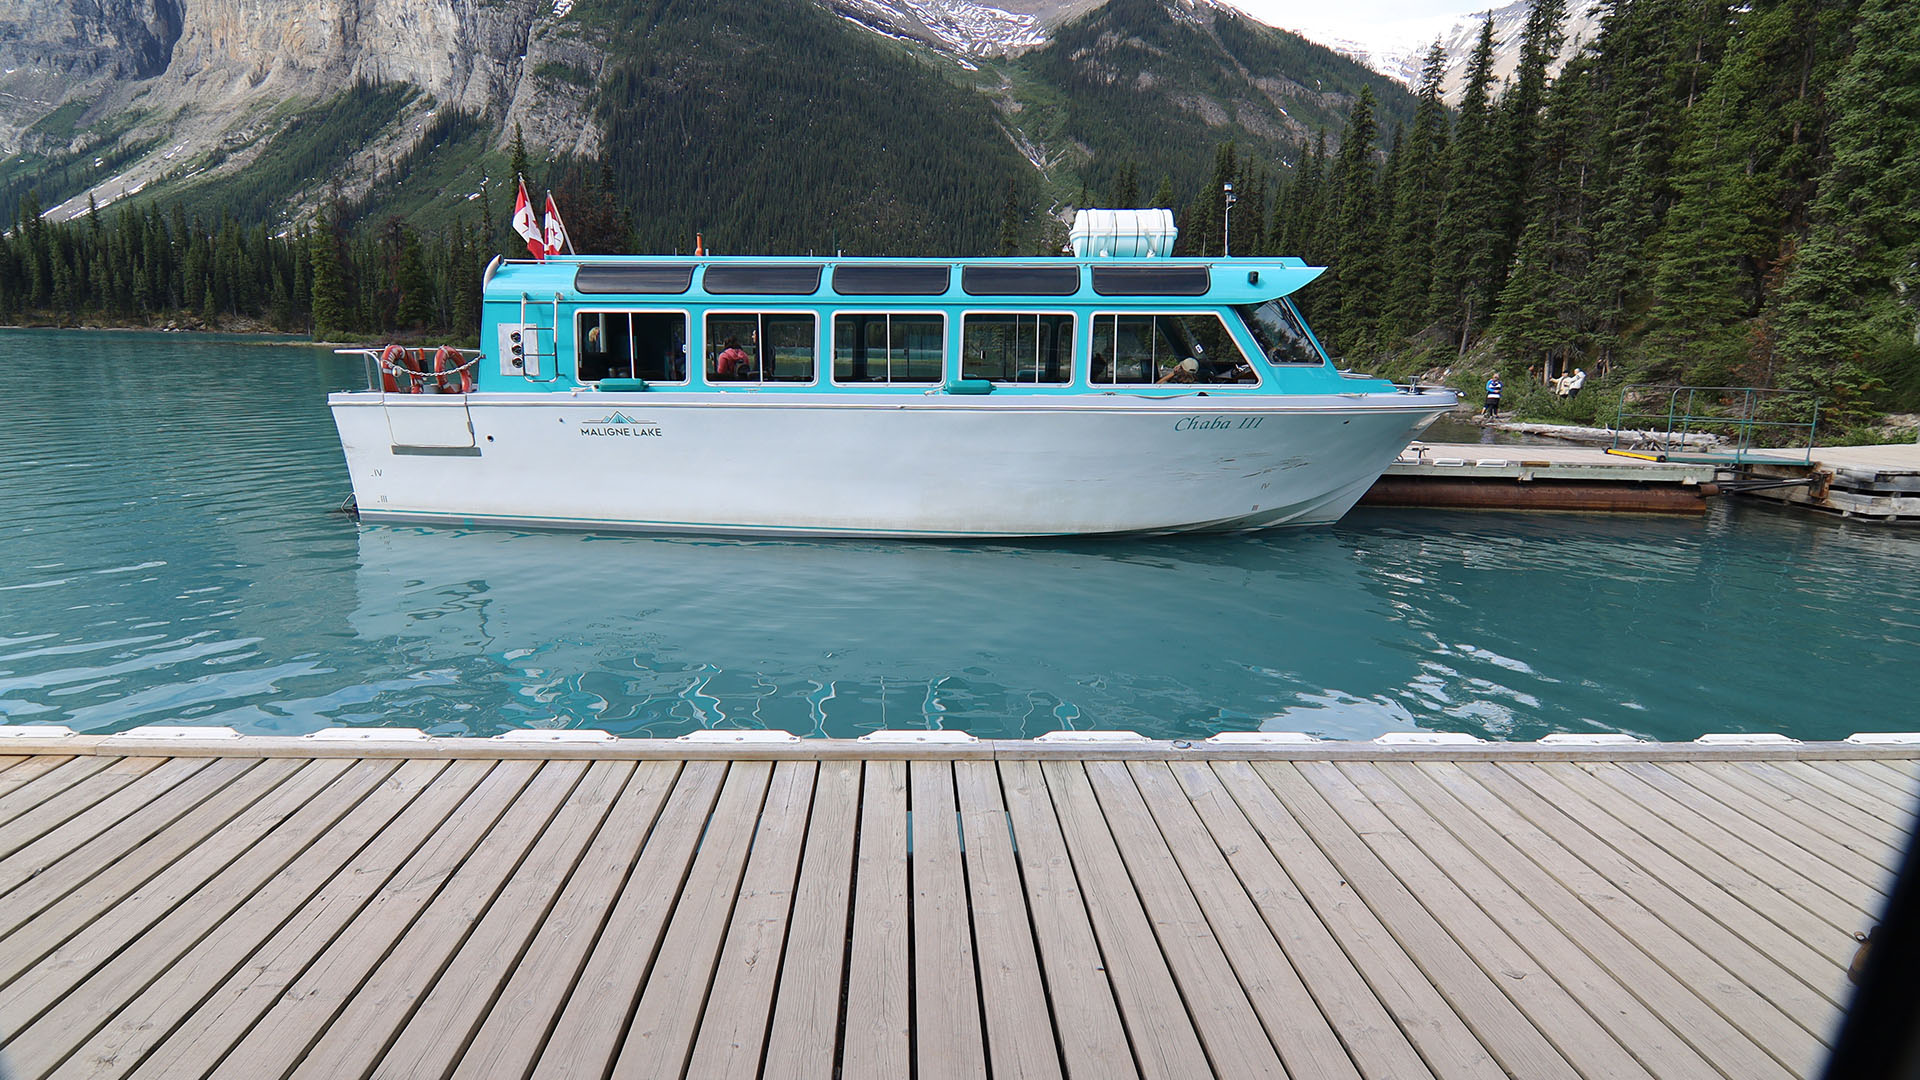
left=0, top=0, right=1415, bottom=254
left=1419, top=0, right=1601, bottom=102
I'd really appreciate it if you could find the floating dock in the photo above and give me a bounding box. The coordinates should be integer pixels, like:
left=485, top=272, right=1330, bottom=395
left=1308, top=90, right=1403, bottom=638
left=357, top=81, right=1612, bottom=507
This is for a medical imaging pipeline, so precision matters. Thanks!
left=0, top=724, right=1913, bottom=1080
left=1363, top=443, right=1719, bottom=513
left=1364, top=440, right=1920, bottom=518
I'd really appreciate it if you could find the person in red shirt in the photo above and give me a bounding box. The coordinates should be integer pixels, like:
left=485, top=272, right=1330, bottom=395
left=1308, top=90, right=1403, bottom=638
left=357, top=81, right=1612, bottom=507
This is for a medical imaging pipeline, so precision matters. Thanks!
left=714, top=337, right=753, bottom=380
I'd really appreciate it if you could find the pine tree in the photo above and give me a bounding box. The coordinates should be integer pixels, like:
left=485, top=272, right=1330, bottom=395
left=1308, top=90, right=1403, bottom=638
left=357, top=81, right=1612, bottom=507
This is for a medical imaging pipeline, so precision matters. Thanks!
left=1326, top=88, right=1383, bottom=356
left=998, top=177, right=1023, bottom=256
left=1428, top=16, right=1505, bottom=353
left=1770, top=0, right=1920, bottom=418
left=1494, top=54, right=1600, bottom=384
left=309, top=210, right=351, bottom=339
left=1494, top=0, right=1567, bottom=291
left=1382, top=44, right=1451, bottom=342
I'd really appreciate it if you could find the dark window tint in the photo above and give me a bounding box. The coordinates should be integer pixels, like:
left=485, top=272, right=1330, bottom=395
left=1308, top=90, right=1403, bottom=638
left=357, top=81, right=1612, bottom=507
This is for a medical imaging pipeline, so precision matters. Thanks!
left=1236, top=300, right=1324, bottom=364
left=962, top=265, right=1080, bottom=296
left=703, top=264, right=823, bottom=294
left=574, top=265, right=695, bottom=295
left=576, top=311, right=689, bottom=382
left=833, top=265, right=950, bottom=295
left=1089, top=265, right=1210, bottom=296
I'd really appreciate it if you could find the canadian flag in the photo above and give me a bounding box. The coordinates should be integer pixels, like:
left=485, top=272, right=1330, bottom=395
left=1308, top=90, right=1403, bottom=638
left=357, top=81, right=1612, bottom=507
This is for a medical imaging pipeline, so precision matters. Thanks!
left=512, top=177, right=546, bottom=260
left=543, top=193, right=571, bottom=256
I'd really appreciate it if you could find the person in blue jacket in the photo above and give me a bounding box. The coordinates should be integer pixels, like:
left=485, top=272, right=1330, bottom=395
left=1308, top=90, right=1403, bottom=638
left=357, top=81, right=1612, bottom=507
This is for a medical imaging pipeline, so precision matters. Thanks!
left=1484, top=375, right=1503, bottom=418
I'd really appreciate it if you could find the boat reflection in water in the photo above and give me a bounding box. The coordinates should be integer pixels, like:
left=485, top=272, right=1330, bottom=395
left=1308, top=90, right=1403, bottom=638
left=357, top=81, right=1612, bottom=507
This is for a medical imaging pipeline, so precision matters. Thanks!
left=348, top=523, right=1454, bottom=741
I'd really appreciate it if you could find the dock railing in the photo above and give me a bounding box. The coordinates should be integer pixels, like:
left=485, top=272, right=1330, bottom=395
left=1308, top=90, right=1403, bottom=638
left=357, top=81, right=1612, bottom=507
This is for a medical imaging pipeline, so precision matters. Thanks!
left=1610, top=385, right=1820, bottom=464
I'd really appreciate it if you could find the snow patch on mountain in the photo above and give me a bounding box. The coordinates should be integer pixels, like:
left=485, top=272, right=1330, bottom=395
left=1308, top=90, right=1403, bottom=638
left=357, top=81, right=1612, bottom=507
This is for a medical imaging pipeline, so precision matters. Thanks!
left=829, top=0, right=1048, bottom=56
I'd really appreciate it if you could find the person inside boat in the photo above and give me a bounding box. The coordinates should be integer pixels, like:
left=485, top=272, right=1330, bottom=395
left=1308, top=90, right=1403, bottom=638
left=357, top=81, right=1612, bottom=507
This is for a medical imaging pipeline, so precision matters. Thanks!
left=1157, top=357, right=1199, bottom=384
left=714, top=337, right=753, bottom=380
left=1091, top=352, right=1111, bottom=383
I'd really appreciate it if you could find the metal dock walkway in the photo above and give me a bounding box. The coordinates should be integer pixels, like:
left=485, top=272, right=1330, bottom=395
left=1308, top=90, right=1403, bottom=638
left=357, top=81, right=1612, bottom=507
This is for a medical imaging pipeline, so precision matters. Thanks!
left=0, top=728, right=1913, bottom=1079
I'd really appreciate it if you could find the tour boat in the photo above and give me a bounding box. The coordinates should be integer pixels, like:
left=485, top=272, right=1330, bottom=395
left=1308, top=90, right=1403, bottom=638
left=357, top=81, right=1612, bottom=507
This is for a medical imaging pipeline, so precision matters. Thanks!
left=329, top=211, right=1455, bottom=537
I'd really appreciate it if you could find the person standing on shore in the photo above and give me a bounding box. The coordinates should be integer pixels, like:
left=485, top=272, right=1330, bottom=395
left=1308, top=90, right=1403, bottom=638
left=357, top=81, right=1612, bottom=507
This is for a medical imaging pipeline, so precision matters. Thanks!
left=1484, top=375, right=1503, bottom=418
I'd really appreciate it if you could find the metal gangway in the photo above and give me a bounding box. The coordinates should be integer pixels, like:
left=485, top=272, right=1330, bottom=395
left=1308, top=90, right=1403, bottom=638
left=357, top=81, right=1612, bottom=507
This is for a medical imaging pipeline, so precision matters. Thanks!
left=1607, top=385, right=1824, bottom=496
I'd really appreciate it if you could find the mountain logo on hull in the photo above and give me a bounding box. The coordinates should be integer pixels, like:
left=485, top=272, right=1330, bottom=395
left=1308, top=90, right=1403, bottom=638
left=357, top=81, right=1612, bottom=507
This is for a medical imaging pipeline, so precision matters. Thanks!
left=579, top=412, right=662, bottom=438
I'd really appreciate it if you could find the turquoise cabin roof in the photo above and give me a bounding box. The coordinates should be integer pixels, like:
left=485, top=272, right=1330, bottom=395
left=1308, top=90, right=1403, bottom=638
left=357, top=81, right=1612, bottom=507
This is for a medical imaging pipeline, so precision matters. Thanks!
left=482, top=255, right=1325, bottom=306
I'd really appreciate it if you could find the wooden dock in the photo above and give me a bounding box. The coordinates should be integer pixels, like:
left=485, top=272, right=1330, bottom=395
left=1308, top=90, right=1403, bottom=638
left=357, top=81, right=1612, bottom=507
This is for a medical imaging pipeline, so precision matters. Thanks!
left=1364, top=442, right=1720, bottom=513
left=0, top=728, right=1914, bottom=1080
left=1365, top=440, right=1920, bottom=518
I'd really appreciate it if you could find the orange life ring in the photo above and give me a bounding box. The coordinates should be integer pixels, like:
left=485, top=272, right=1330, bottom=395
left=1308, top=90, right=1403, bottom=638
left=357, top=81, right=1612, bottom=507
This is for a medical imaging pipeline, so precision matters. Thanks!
left=433, top=345, right=472, bottom=394
left=378, top=343, right=408, bottom=392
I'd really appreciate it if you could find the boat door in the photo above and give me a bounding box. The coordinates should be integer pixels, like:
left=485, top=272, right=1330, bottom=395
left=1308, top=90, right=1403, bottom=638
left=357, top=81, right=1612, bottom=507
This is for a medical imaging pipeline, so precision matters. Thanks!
left=383, top=393, right=476, bottom=450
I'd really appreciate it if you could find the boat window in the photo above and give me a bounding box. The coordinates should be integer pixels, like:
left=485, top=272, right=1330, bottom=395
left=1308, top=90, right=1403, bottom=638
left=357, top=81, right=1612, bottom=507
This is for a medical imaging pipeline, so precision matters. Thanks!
left=832, top=313, right=944, bottom=384
left=1089, top=265, right=1211, bottom=296
left=832, top=265, right=950, bottom=296
left=961, top=313, right=1073, bottom=384
left=576, top=311, right=689, bottom=383
left=962, top=265, right=1080, bottom=296
left=1236, top=300, right=1325, bottom=365
left=706, top=313, right=817, bottom=383
left=1089, top=313, right=1254, bottom=385
left=574, top=264, right=695, bottom=295
left=703, top=264, right=823, bottom=295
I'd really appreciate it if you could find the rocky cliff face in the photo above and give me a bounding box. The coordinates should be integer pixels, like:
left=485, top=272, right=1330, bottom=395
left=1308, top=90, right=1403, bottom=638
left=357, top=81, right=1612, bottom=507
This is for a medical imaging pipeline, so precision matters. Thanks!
left=0, top=0, right=599, bottom=219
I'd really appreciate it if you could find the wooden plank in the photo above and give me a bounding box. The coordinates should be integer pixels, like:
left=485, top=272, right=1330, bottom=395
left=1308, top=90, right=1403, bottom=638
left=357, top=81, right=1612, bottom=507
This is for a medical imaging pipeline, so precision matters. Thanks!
left=1850, top=758, right=1920, bottom=791
left=907, top=760, right=988, bottom=1080
left=1212, top=760, right=1501, bottom=1080
left=1457, top=761, right=1848, bottom=1022
left=1518, top=762, right=1861, bottom=979
left=1080, top=761, right=1289, bottom=1079
left=1038, top=759, right=1214, bottom=1080
left=0, top=757, right=213, bottom=888
left=681, top=761, right=816, bottom=1080
left=1167, top=760, right=1434, bottom=1080
left=1691, top=761, right=1904, bottom=872
left=514, top=760, right=732, bottom=1080
left=1352, top=761, right=1810, bottom=1079
left=996, top=759, right=1136, bottom=1080
left=1584, top=762, right=1876, bottom=935
left=0, top=755, right=101, bottom=824
left=1252, top=761, right=1582, bottom=1080
left=839, top=759, right=911, bottom=1080
left=604, top=760, right=776, bottom=1080
left=1612, top=757, right=1881, bottom=926
left=1123, top=760, right=1358, bottom=1080
left=360, top=760, right=638, bottom=1080
left=217, top=760, right=576, bottom=1080
left=0, top=756, right=165, bottom=854
left=953, top=760, right=1062, bottom=1080
left=1777, top=761, right=1919, bottom=833
left=0, top=756, right=73, bottom=799
left=24, top=759, right=461, bottom=1080
left=114, top=759, right=516, bottom=1080
left=761, top=760, right=861, bottom=1080
left=0, top=757, right=270, bottom=931
left=0, top=758, right=351, bottom=988
left=1294, top=761, right=1666, bottom=1080
left=437, top=760, right=687, bottom=1080
left=0, top=758, right=385, bottom=1044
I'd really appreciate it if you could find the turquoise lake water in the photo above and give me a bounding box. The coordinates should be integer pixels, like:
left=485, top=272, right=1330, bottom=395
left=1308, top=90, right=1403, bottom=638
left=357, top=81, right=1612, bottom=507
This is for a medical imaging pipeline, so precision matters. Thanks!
left=1, top=328, right=1915, bottom=742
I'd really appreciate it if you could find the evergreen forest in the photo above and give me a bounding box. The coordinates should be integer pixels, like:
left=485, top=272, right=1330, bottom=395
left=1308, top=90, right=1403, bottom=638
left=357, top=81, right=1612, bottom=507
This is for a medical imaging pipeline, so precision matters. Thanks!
left=0, top=0, right=1912, bottom=434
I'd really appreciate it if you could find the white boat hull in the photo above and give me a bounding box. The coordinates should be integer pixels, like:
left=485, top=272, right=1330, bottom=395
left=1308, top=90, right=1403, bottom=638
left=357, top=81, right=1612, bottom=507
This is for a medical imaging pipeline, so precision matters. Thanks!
left=330, top=391, right=1450, bottom=537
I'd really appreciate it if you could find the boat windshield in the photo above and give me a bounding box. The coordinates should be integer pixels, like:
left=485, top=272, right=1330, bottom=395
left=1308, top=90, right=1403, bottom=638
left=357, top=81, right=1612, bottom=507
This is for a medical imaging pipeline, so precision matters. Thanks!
left=1236, top=300, right=1326, bottom=365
